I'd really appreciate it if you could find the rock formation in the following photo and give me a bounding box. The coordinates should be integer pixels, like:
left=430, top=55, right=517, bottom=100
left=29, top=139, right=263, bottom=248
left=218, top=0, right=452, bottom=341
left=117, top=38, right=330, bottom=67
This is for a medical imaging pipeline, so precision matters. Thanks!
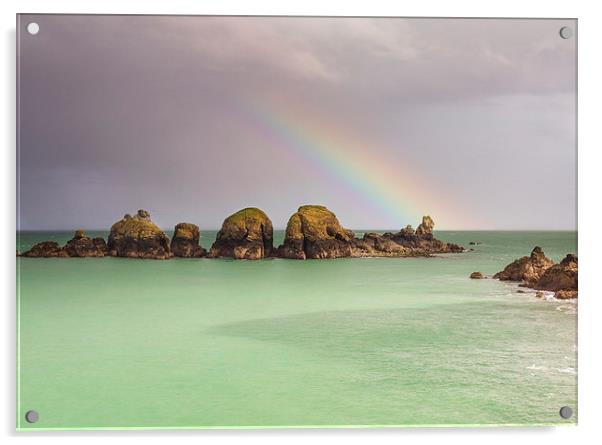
left=277, top=207, right=461, bottom=259
left=470, top=272, right=484, bottom=279
left=382, top=216, right=464, bottom=253
left=493, top=248, right=578, bottom=299
left=349, top=232, right=414, bottom=258
left=493, top=246, right=555, bottom=286
left=170, top=223, right=206, bottom=258
left=534, top=254, right=578, bottom=298
left=107, top=209, right=171, bottom=259
left=20, top=241, right=69, bottom=258
left=415, top=215, right=434, bottom=236
left=64, top=230, right=108, bottom=257
left=278, top=205, right=355, bottom=259
left=209, top=208, right=273, bottom=259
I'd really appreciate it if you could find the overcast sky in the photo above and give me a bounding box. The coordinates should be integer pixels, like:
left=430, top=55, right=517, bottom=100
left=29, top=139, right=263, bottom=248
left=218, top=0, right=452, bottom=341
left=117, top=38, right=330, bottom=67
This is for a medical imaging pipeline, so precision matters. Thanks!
left=18, top=15, right=576, bottom=230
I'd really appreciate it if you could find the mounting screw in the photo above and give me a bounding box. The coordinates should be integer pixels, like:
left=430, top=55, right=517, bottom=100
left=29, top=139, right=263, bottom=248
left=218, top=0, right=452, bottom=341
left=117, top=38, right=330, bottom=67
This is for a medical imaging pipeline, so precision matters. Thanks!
left=559, top=406, right=573, bottom=419
left=26, top=22, right=40, bottom=36
left=559, top=26, right=573, bottom=39
left=25, top=410, right=39, bottom=423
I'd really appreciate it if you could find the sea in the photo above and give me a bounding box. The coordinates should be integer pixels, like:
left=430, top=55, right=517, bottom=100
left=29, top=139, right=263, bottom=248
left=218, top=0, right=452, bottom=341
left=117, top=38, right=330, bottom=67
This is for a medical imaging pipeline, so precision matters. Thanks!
left=16, top=230, right=577, bottom=429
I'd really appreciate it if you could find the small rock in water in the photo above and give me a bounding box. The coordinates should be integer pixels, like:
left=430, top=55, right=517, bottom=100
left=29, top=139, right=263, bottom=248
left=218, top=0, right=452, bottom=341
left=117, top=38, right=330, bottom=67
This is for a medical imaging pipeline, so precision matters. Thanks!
left=535, top=291, right=546, bottom=299
left=470, top=271, right=484, bottom=279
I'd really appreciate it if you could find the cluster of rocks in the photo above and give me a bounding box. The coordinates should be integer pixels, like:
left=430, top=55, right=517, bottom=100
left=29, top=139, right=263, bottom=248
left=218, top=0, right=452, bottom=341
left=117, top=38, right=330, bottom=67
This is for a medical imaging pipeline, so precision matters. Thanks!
left=490, top=246, right=578, bottom=299
left=20, top=229, right=108, bottom=258
left=18, top=206, right=464, bottom=261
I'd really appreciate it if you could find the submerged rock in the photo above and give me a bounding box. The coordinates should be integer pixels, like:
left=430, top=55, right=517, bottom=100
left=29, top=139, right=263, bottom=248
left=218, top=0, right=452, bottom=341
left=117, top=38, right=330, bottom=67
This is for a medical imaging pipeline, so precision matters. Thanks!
left=278, top=205, right=354, bottom=259
left=20, top=241, right=69, bottom=258
left=171, top=223, right=206, bottom=258
left=554, top=290, right=578, bottom=300
left=209, top=208, right=273, bottom=259
left=470, top=271, right=484, bottom=279
left=534, top=254, right=578, bottom=297
left=493, top=246, right=555, bottom=285
left=383, top=215, right=464, bottom=253
left=64, top=230, right=108, bottom=257
left=108, top=209, right=171, bottom=259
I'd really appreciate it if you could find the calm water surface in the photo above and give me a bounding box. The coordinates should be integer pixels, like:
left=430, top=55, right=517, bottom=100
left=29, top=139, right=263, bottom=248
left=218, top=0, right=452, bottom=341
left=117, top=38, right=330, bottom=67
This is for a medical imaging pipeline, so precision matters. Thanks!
left=17, top=231, right=577, bottom=428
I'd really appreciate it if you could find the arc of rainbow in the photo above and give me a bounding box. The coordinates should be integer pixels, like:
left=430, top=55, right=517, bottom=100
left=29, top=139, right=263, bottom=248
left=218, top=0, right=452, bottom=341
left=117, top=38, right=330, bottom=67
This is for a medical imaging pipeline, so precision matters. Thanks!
left=226, top=95, right=472, bottom=229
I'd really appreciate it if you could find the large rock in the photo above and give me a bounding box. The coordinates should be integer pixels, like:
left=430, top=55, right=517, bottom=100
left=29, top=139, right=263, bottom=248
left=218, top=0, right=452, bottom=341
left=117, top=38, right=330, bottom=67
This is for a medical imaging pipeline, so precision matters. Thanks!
left=107, top=209, right=171, bottom=259
left=383, top=216, right=464, bottom=253
left=170, top=223, right=206, bottom=258
left=209, top=208, right=273, bottom=259
left=493, top=246, right=555, bottom=285
left=64, top=230, right=108, bottom=257
left=278, top=205, right=354, bottom=259
left=20, top=241, right=69, bottom=258
left=534, top=254, right=578, bottom=297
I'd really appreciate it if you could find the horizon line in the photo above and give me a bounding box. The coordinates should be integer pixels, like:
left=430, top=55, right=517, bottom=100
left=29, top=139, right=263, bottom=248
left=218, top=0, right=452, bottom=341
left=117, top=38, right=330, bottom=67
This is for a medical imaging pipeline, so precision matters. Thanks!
left=16, top=228, right=578, bottom=233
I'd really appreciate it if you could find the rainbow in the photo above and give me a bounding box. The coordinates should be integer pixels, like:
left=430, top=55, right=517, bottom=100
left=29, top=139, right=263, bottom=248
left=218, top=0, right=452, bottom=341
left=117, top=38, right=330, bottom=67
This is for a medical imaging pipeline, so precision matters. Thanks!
left=226, top=94, right=475, bottom=229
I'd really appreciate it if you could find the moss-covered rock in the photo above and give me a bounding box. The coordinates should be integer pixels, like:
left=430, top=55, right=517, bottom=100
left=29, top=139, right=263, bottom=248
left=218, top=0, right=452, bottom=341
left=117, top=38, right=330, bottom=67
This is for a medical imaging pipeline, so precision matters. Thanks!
left=209, top=208, right=273, bottom=259
left=278, top=205, right=354, bottom=259
left=171, top=223, right=206, bottom=258
left=64, top=230, right=108, bottom=257
left=108, top=209, right=171, bottom=259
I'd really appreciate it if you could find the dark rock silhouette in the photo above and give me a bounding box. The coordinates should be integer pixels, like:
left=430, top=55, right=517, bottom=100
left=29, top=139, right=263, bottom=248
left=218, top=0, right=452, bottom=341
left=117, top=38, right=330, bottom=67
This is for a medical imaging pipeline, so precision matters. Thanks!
left=470, top=272, right=484, bottom=279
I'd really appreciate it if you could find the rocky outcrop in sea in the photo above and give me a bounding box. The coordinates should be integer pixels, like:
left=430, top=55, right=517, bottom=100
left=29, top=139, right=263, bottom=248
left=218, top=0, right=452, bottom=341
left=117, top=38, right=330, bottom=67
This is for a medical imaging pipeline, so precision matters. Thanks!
left=64, top=230, right=108, bottom=257
left=170, top=223, right=206, bottom=258
left=107, top=210, right=171, bottom=259
left=278, top=205, right=355, bottom=259
left=493, top=246, right=555, bottom=286
left=20, top=241, right=69, bottom=258
left=18, top=206, right=464, bottom=261
left=494, top=247, right=578, bottom=299
left=208, top=208, right=274, bottom=259
left=277, top=205, right=464, bottom=259
left=533, top=254, right=578, bottom=299
left=381, top=216, right=464, bottom=253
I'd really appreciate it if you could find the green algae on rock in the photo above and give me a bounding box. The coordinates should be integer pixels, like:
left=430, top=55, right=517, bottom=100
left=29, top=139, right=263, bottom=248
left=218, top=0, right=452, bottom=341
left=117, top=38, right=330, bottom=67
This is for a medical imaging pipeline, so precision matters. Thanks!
left=278, top=205, right=355, bottom=259
left=108, top=209, right=171, bottom=259
left=209, top=207, right=273, bottom=259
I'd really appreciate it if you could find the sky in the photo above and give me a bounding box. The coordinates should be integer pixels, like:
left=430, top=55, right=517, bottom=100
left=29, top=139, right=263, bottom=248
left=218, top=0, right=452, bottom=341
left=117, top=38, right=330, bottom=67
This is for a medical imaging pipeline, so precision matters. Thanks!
left=17, top=15, right=577, bottom=230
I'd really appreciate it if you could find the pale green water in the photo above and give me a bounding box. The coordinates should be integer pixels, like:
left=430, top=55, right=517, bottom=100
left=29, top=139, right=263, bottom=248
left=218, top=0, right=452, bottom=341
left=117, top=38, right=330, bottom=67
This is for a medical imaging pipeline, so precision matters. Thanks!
left=17, top=231, right=577, bottom=429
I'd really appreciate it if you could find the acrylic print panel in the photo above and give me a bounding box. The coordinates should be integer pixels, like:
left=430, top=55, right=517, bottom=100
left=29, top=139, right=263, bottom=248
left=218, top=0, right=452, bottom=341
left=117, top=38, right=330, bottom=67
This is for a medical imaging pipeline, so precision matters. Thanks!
left=16, top=15, right=577, bottom=430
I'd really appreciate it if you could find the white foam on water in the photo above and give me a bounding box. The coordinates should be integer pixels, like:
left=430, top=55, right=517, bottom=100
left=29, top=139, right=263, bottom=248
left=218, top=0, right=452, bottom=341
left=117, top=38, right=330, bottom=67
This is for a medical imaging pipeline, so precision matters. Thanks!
left=556, top=367, right=577, bottom=375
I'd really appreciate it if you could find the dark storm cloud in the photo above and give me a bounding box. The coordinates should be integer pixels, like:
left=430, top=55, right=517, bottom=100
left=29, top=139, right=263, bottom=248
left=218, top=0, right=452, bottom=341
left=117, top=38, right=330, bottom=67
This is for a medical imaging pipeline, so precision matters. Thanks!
left=17, top=15, right=576, bottom=230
